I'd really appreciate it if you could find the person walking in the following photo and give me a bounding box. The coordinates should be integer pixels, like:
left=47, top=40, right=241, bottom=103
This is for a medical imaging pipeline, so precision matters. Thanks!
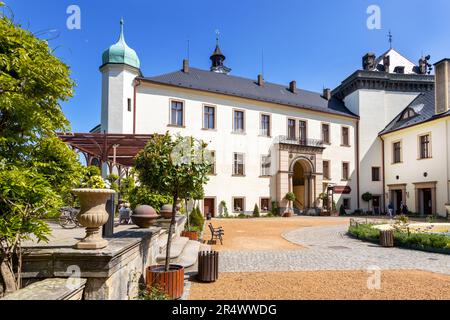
left=387, top=203, right=394, bottom=219
left=402, top=203, right=409, bottom=216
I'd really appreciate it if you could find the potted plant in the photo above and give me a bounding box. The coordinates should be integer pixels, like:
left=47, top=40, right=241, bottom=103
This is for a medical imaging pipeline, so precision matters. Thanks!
left=72, top=174, right=115, bottom=249
left=134, top=134, right=212, bottom=299
left=182, top=206, right=204, bottom=240
left=284, top=192, right=296, bottom=217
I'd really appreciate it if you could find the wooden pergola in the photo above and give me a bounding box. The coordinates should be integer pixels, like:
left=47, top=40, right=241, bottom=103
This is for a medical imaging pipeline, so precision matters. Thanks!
left=58, top=133, right=154, bottom=176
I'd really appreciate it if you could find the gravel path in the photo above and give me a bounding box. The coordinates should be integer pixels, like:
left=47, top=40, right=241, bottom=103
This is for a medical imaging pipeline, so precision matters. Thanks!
left=218, top=225, right=450, bottom=275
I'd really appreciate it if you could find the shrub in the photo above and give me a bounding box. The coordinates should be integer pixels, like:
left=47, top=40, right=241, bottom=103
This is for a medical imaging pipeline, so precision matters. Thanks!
left=285, top=192, right=296, bottom=202
left=219, top=200, right=229, bottom=218
left=138, top=285, right=170, bottom=300
left=129, top=187, right=172, bottom=211
left=271, top=201, right=280, bottom=216
left=238, top=213, right=247, bottom=219
left=396, top=214, right=409, bottom=224
left=253, top=204, right=260, bottom=218
left=189, top=206, right=205, bottom=231
left=348, top=224, right=380, bottom=241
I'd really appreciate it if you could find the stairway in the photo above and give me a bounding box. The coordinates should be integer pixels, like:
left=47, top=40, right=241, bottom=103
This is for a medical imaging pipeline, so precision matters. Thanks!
left=157, top=236, right=209, bottom=269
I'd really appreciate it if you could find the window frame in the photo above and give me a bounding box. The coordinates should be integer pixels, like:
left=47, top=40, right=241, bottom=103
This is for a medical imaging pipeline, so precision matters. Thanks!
left=260, top=198, right=271, bottom=213
left=169, top=99, right=185, bottom=127
left=202, top=104, right=217, bottom=130
left=287, top=118, right=296, bottom=140
left=418, top=133, right=432, bottom=160
left=260, top=113, right=271, bottom=137
left=341, top=126, right=350, bottom=147
left=208, top=150, right=216, bottom=175
left=127, top=98, right=132, bottom=112
left=321, top=123, right=331, bottom=144
left=392, top=140, right=402, bottom=164
left=341, top=161, right=350, bottom=181
left=372, top=167, right=381, bottom=182
left=260, top=154, right=271, bottom=177
left=232, top=197, right=245, bottom=213
left=232, top=109, right=246, bottom=134
left=232, top=152, right=245, bottom=176
left=298, top=120, right=308, bottom=143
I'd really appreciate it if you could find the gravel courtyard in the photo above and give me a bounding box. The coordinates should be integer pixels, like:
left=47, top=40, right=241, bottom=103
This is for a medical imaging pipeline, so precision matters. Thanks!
left=189, top=217, right=450, bottom=300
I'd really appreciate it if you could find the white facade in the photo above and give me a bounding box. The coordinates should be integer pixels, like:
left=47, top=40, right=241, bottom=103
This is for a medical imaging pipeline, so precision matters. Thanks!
left=382, top=117, right=450, bottom=217
left=133, top=82, right=357, bottom=215
left=98, top=33, right=449, bottom=217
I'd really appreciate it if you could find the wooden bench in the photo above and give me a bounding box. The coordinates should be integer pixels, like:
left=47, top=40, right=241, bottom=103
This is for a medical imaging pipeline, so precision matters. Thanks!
left=208, top=223, right=224, bottom=245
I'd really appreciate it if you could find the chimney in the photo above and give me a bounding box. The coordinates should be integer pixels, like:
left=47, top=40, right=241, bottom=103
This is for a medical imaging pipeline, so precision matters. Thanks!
left=323, top=88, right=332, bottom=100
left=383, top=55, right=390, bottom=73
left=289, top=80, right=297, bottom=93
left=257, top=74, right=264, bottom=86
left=434, top=58, right=450, bottom=114
left=182, top=59, right=189, bottom=73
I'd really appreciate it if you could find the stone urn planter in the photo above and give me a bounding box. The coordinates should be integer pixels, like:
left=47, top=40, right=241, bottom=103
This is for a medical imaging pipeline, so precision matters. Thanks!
left=72, top=188, right=115, bottom=250
left=131, top=205, right=160, bottom=228
left=160, top=204, right=174, bottom=219
left=146, top=264, right=185, bottom=299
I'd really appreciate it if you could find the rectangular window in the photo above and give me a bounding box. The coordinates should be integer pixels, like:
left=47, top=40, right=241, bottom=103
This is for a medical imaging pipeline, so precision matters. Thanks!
left=233, top=198, right=245, bottom=212
left=170, top=100, right=184, bottom=126
left=287, top=119, right=296, bottom=140
left=261, top=155, right=271, bottom=176
left=419, top=134, right=431, bottom=159
left=322, top=123, right=330, bottom=144
left=299, top=120, right=307, bottom=144
left=233, top=110, right=245, bottom=133
left=209, top=151, right=216, bottom=175
left=233, top=153, right=245, bottom=176
left=127, top=98, right=132, bottom=112
left=260, top=114, right=271, bottom=137
left=393, top=141, right=402, bottom=163
left=203, top=106, right=215, bottom=130
left=343, top=198, right=351, bottom=210
left=342, top=127, right=349, bottom=146
left=372, top=167, right=380, bottom=182
left=323, top=160, right=330, bottom=180
left=260, top=198, right=270, bottom=212
left=342, top=162, right=349, bottom=180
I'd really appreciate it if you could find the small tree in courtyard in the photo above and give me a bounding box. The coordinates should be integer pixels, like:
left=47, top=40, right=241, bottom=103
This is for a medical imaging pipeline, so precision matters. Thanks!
left=134, top=133, right=212, bottom=271
left=285, top=192, right=296, bottom=214
left=362, top=192, right=373, bottom=213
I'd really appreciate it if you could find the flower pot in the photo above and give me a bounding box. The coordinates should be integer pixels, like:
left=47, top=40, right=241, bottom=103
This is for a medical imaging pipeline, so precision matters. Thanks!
left=160, top=204, right=175, bottom=219
left=146, top=264, right=184, bottom=299
left=72, top=188, right=116, bottom=250
left=181, top=230, right=199, bottom=241
left=131, top=205, right=160, bottom=228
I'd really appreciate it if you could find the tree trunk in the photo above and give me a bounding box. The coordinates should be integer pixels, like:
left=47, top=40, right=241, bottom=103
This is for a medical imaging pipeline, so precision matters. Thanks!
left=185, top=198, right=190, bottom=231
left=165, top=194, right=178, bottom=272
left=0, top=258, right=17, bottom=294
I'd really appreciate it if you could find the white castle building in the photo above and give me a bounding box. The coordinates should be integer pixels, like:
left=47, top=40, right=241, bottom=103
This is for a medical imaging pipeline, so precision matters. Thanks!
left=97, top=21, right=450, bottom=218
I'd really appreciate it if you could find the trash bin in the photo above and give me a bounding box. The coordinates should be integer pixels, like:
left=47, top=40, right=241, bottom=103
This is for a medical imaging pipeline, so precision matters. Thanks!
left=197, top=251, right=219, bottom=283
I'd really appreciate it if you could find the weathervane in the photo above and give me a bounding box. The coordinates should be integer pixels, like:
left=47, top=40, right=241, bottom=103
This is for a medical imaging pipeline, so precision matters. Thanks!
left=388, top=30, right=393, bottom=49
left=215, top=29, right=220, bottom=45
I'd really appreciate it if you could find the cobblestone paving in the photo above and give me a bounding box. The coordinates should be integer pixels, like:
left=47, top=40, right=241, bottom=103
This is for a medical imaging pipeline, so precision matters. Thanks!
left=219, top=225, right=450, bottom=275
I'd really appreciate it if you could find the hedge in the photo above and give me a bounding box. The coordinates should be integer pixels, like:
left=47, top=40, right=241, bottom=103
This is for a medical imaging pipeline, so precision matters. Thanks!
left=348, top=223, right=450, bottom=254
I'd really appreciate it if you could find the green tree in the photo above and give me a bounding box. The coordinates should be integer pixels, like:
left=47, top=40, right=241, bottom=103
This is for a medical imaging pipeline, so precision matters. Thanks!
left=285, top=192, right=296, bottom=214
left=362, top=192, right=373, bottom=212
left=134, top=133, right=212, bottom=271
left=253, top=204, right=260, bottom=218
left=0, top=12, right=81, bottom=294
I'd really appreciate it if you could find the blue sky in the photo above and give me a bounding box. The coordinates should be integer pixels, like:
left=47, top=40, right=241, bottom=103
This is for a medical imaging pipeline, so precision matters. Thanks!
left=5, top=0, right=450, bottom=132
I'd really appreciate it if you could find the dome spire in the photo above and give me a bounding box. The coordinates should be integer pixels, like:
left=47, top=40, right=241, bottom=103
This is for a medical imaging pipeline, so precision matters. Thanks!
left=101, top=18, right=140, bottom=69
left=210, top=29, right=231, bottom=74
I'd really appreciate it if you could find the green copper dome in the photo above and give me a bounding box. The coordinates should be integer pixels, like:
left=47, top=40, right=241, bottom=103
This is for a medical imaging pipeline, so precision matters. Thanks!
left=102, top=19, right=140, bottom=69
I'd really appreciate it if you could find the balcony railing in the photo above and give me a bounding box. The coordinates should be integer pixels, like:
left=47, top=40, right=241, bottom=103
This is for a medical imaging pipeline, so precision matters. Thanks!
left=276, top=135, right=324, bottom=148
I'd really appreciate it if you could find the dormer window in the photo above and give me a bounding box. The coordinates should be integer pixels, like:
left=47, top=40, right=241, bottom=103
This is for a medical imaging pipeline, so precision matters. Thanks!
left=394, top=66, right=405, bottom=74
left=400, top=108, right=417, bottom=120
